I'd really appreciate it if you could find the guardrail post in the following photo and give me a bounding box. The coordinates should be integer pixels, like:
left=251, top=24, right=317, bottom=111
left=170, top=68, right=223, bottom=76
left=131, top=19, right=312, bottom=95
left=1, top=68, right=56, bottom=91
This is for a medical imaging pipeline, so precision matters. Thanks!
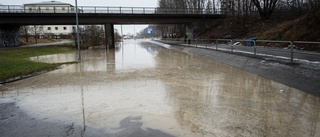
left=132, top=7, right=134, bottom=14
left=290, top=41, right=294, bottom=63
left=231, top=39, right=234, bottom=52
left=205, top=39, right=208, bottom=49
left=8, top=6, right=10, bottom=13
left=195, top=39, right=197, bottom=47
left=95, top=7, right=96, bottom=13
left=254, top=40, right=257, bottom=56
left=107, top=7, right=109, bottom=13
left=215, top=40, right=218, bottom=50
left=54, top=6, right=56, bottom=13
left=120, top=7, right=122, bottom=13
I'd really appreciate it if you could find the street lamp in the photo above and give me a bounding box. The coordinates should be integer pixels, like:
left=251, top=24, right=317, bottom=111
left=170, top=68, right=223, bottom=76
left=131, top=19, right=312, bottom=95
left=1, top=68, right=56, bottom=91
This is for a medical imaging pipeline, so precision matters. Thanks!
left=75, top=0, right=81, bottom=60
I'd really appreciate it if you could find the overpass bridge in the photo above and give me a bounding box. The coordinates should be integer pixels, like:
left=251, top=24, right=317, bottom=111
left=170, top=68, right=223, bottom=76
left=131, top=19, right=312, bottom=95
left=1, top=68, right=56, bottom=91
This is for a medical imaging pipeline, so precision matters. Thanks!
left=0, top=5, right=226, bottom=47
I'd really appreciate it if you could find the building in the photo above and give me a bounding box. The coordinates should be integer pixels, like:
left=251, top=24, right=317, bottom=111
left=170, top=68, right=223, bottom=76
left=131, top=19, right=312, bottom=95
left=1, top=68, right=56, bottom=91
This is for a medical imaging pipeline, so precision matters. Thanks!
left=23, top=1, right=75, bottom=38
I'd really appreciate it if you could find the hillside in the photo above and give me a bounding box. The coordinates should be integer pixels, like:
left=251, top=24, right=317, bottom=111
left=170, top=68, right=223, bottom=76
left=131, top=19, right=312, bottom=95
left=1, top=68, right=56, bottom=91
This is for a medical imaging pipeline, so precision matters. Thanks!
left=256, top=11, right=320, bottom=50
left=198, top=11, right=320, bottom=51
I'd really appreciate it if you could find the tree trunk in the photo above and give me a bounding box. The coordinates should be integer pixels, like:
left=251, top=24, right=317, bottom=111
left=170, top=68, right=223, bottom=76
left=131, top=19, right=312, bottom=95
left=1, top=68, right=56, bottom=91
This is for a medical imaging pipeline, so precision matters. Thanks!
left=252, top=0, right=278, bottom=20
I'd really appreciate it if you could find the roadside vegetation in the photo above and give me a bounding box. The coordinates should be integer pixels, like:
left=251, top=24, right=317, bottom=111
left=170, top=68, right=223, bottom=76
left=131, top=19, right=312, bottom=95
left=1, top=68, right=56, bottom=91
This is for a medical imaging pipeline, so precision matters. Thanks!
left=19, top=37, right=58, bottom=45
left=77, top=25, right=121, bottom=49
left=138, top=0, right=320, bottom=51
left=0, top=46, right=76, bottom=82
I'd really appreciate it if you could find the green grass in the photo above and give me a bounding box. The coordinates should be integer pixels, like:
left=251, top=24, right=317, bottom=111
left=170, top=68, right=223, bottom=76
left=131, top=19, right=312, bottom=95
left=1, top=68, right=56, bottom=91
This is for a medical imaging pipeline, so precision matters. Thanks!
left=0, top=46, right=76, bottom=82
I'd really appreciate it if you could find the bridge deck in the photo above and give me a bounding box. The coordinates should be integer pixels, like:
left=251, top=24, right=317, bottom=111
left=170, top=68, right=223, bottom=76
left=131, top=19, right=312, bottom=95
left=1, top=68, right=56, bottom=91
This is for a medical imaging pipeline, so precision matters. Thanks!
left=0, top=13, right=226, bottom=25
left=0, top=5, right=226, bottom=25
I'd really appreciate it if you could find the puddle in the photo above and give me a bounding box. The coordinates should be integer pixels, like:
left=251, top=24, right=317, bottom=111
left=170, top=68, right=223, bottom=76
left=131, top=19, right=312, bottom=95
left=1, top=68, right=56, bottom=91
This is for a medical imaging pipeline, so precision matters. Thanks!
left=30, top=52, right=77, bottom=63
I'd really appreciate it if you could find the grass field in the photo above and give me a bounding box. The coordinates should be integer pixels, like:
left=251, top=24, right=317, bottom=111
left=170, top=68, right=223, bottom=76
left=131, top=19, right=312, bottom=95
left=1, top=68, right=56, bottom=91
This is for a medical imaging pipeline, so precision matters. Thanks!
left=0, top=46, right=76, bottom=82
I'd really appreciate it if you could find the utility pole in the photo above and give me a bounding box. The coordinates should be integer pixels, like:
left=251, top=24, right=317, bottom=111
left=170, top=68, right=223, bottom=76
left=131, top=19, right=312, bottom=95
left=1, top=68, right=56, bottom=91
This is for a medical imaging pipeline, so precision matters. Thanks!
left=75, top=0, right=81, bottom=60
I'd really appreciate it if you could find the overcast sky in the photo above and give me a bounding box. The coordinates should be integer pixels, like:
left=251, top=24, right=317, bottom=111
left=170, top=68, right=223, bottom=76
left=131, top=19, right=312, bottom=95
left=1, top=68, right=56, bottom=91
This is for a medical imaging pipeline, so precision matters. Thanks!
left=1, top=0, right=159, bottom=35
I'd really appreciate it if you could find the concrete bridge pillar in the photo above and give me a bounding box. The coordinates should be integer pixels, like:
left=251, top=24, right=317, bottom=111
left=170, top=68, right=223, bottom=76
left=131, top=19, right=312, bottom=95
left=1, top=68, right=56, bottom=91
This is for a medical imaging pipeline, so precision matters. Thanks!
left=110, top=24, right=115, bottom=49
left=104, top=24, right=109, bottom=49
left=0, top=24, right=20, bottom=47
left=104, top=24, right=115, bottom=49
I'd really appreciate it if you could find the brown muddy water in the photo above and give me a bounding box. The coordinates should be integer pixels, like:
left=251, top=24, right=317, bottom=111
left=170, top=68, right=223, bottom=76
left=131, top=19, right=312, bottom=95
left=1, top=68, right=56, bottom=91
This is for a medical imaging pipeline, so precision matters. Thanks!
left=0, top=39, right=319, bottom=137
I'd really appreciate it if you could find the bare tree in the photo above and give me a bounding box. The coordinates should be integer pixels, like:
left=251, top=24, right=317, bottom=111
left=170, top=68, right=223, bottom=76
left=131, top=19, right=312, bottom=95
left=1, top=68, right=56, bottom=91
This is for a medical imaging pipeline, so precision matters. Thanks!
left=206, top=0, right=213, bottom=13
left=252, top=0, right=278, bottom=19
left=19, top=26, right=30, bottom=43
left=29, top=25, right=44, bottom=43
left=308, top=0, right=320, bottom=23
left=79, top=25, right=121, bottom=49
left=80, top=25, right=104, bottom=48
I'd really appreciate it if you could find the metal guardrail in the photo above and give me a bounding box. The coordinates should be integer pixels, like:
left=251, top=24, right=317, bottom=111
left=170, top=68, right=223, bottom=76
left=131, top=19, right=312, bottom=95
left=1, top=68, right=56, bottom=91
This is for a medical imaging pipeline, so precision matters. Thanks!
left=0, top=5, right=223, bottom=15
left=161, top=38, right=320, bottom=63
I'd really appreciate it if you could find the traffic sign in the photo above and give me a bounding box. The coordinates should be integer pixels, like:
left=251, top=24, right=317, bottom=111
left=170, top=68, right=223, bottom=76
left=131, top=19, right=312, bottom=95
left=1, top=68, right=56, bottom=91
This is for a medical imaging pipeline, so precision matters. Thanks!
left=147, top=28, right=153, bottom=34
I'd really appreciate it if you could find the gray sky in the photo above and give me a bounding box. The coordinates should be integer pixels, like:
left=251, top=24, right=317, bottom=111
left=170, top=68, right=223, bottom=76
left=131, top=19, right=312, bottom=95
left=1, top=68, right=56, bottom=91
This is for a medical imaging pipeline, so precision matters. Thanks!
left=1, top=0, right=159, bottom=35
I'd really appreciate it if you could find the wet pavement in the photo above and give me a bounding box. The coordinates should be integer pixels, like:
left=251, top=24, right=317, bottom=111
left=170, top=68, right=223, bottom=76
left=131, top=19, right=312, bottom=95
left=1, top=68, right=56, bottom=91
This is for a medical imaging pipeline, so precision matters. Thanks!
left=1, top=39, right=320, bottom=137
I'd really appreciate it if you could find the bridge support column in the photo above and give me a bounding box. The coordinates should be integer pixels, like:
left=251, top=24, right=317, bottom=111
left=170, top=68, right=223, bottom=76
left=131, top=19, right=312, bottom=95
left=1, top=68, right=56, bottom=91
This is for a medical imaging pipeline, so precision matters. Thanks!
left=104, top=24, right=115, bottom=49
left=104, top=24, right=109, bottom=49
left=110, top=24, right=115, bottom=49
left=0, top=24, right=20, bottom=47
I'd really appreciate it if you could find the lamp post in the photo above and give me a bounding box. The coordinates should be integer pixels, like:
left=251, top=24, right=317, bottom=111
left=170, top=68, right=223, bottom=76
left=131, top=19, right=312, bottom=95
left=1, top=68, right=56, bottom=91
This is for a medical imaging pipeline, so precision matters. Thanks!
left=75, top=0, right=81, bottom=60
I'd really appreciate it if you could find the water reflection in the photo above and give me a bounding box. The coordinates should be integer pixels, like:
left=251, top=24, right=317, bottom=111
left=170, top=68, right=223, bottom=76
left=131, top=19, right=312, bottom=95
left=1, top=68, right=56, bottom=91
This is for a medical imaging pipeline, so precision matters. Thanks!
left=30, top=40, right=156, bottom=74
left=1, top=39, right=320, bottom=137
left=150, top=43, right=320, bottom=136
left=29, top=52, right=77, bottom=63
left=115, top=40, right=155, bottom=71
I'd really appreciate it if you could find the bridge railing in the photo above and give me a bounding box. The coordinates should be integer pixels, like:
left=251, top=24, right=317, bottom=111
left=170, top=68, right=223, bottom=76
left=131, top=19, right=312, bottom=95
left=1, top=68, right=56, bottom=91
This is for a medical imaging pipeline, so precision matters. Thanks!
left=161, top=38, right=320, bottom=63
left=0, top=5, right=24, bottom=13
left=0, top=5, right=222, bottom=14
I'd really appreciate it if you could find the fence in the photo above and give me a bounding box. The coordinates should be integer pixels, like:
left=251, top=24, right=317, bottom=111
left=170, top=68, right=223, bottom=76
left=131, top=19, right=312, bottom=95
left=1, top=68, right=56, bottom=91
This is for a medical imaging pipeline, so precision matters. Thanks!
left=161, top=38, right=320, bottom=63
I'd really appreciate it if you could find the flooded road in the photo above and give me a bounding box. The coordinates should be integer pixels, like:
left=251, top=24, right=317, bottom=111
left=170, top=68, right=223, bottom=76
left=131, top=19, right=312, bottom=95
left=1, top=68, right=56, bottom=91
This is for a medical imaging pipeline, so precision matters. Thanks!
left=1, top=39, right=320, bottom=137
